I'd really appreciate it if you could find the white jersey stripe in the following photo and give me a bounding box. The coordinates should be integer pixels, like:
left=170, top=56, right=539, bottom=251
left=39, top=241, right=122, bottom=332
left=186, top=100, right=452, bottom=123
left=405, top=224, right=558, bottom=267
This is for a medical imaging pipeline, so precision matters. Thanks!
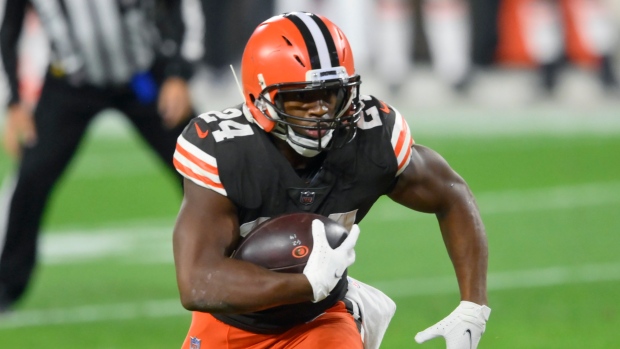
left=390, top=109, right=405, bottom=150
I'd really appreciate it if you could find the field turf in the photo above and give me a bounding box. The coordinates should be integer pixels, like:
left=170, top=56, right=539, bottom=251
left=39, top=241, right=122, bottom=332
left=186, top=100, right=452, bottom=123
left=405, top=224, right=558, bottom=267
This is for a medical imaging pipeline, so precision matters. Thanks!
left=0, top=106, right=618, bottom=348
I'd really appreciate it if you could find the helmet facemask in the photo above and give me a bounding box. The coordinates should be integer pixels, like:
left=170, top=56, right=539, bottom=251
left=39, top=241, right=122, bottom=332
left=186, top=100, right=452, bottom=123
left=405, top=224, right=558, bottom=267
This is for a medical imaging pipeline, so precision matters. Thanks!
left=254, top=68, right=363, bottom=157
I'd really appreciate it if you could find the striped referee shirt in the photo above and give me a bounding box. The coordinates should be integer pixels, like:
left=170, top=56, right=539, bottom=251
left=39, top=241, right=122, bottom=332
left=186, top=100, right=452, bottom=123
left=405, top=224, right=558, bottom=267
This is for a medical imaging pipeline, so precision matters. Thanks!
left=0, top=0, right=193, bottom=106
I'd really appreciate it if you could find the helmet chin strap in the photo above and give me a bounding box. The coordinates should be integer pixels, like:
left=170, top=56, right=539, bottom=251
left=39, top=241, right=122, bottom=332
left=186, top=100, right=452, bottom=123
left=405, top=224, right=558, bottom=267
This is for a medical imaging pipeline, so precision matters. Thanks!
left=288, top=126, right=334, bottom=157
left=288, top=140, right=322, bottom=158
left=273, top=126, right=334, bottom=158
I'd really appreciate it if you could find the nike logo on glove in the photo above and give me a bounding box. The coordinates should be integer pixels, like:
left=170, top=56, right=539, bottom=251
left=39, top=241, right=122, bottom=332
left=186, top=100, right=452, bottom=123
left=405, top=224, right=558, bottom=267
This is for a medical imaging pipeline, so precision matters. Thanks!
left=464, top=329, right=472, bottom=349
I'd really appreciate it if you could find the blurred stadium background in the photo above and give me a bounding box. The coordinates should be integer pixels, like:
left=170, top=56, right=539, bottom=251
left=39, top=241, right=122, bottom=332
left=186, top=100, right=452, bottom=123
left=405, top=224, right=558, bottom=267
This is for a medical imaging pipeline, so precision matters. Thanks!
left=1, top=0, right=619, bottom=348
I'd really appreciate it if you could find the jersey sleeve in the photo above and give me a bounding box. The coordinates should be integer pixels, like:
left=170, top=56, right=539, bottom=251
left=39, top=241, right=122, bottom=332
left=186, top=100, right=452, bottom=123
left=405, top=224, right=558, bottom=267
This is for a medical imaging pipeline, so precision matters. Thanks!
left=173, top=117, right=227, bottom=196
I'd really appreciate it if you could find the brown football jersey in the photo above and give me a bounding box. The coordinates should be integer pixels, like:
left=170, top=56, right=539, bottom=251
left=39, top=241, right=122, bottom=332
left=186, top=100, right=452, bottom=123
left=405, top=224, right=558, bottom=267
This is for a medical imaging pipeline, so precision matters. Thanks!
left=173, top=95, right=413, bottom=333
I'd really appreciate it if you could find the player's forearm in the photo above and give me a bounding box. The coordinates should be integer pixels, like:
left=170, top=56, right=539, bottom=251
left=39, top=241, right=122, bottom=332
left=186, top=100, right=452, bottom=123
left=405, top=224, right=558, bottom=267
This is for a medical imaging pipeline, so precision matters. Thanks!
left=438, top=185, right=489, bottom=305
left=176, top=259, right=313, bottom=313
left=448, top=236, right=488, bottom=305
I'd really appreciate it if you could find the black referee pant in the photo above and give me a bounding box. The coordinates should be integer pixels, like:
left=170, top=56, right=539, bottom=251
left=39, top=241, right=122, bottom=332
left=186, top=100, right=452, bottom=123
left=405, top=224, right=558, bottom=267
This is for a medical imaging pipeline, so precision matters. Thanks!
left=0, top=72, right=189, bottom=308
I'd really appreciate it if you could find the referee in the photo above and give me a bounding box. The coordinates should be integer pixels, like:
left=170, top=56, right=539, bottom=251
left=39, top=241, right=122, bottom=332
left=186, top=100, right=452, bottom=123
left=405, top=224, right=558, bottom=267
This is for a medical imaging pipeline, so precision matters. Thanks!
left=0, top=0, right=196, bottom=312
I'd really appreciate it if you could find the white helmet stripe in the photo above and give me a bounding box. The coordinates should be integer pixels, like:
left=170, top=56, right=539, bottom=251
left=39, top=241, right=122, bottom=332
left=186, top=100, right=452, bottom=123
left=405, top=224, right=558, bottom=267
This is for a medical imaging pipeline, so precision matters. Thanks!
left=285, top=12, right=335, bottom=69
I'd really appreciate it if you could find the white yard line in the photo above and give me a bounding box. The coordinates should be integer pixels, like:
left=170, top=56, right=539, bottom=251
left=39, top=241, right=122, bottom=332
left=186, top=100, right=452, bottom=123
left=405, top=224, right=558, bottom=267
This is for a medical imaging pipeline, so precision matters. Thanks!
left=41, top=225, right=174, bottom=265
left=0, top=299, right=185, bottom=329
left=36, top=181, right=620, bottom=264
left=373, top=181, right=620, bottom=221
left=0, top=182, right=618, bottom=328
left=477, top=182, right=620, bottom=214
left=1, top=262, right=619, bottom=329
left=372, top=262, right=620, bottom=298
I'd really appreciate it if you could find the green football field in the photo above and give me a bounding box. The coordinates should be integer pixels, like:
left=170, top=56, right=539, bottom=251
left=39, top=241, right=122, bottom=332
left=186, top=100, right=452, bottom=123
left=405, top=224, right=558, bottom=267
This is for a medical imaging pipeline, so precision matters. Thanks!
left=0, top=104, right=619, bottom=348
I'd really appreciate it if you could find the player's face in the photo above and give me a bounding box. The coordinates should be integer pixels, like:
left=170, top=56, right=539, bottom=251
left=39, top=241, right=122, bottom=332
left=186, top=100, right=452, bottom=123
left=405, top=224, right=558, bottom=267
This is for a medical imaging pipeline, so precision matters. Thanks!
left=278, top=88, right=341, bottom=139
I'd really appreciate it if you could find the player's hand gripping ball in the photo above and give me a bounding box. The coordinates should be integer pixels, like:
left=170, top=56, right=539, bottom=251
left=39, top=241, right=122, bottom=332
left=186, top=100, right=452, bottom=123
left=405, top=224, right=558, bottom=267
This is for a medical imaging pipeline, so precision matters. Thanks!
left=231, top=213, right=349, bottom=273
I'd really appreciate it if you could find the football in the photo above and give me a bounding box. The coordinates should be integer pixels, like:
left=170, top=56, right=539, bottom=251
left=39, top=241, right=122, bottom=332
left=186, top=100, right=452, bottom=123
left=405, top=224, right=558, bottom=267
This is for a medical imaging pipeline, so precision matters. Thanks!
left=231, top=213, right=349, bottom=273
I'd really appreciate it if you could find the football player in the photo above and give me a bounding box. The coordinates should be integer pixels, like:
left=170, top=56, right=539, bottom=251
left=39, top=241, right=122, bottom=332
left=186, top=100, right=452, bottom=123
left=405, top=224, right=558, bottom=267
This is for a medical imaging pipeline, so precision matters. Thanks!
left=172, top=11, right=490, bottom=349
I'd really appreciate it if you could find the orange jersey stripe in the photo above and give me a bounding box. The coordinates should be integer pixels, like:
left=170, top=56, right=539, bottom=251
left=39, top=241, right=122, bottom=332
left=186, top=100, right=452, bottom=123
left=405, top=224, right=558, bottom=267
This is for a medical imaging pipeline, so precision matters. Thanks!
left=175, top=143, right=219, bottom=176
left=397, top=141, right=412, bottom=171
left=391, top=110, right=413, bottom=175
left=173, top=158, right=225, bottom=190
left=393, top=116, right=409, bottom=157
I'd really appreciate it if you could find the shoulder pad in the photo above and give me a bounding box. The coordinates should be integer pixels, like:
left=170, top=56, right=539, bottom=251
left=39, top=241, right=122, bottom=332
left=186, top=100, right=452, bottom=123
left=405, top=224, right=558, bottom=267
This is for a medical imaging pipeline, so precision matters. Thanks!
left=173, top=106, right=253, bottom=195
left=358, top=95, right=413, bottom=176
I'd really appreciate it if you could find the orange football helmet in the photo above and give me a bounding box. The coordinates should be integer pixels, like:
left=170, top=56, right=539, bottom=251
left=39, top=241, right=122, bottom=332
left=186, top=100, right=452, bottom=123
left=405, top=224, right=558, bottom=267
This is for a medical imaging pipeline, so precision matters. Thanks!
left=241, top=12, right=363, bottom=156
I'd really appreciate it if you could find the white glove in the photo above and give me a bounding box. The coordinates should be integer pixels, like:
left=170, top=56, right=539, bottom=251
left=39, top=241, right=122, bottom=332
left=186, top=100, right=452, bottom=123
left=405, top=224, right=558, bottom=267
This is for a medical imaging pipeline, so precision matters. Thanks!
left=303, top=220, right=360, bottom=303
left=415, top=301, right=491, bottom=349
